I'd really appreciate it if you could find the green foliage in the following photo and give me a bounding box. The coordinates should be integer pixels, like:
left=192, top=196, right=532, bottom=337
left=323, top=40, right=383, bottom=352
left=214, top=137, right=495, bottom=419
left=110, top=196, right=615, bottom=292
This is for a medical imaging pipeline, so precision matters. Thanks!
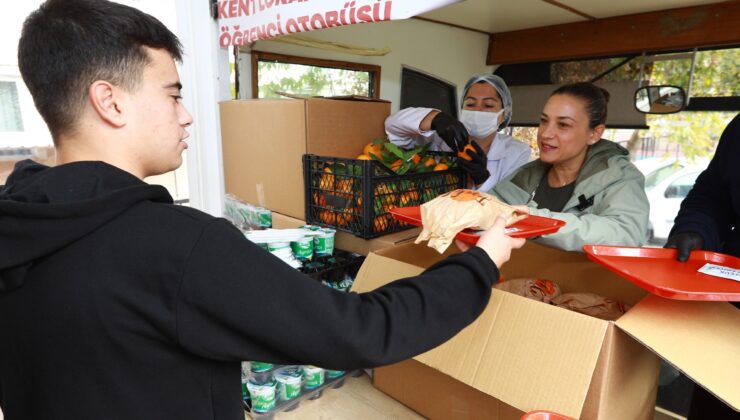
left=649, top=49, right=739, bottom=96
left=642, top=48, right=739, bottom=160
left=257, top=61, right=370, bottom=99
left=382, top=142, right=432, bottom=175
left=229, top=62, right=236, bottom=99
left=645, top=111, right=736, bottom=162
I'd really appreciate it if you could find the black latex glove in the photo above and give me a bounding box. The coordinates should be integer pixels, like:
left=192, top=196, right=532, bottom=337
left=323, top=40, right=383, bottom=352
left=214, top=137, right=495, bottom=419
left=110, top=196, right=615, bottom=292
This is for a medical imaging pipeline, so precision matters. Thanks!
left=430, top=112, right=468, bottom=153
left=664, top=231, right=704, bottom=262
left=458, top=141, right=490, bottom=185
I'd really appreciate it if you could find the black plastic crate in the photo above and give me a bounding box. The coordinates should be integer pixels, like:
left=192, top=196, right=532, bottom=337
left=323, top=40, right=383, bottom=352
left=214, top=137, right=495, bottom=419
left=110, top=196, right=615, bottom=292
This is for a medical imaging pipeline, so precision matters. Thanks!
left=303, top=154, right=465, bottom=238
left=299, top=249, right=365, bottom=292
left=299, top=250, right=365, bottom=283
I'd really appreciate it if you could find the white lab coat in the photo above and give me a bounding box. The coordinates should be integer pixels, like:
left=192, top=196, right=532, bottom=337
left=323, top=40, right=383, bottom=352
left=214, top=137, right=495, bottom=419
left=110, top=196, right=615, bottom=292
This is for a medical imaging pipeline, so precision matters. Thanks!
left=385, top=107, right=532, bottom=191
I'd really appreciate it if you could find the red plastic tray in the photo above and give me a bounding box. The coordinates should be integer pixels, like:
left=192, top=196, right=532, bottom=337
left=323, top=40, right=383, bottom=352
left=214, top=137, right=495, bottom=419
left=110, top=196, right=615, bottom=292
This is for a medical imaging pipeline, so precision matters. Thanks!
left=521, top=411, right=575, bottom=420
left=389, top=206, right=565, bottom=243
left=583, top=245, right=740, bottom=301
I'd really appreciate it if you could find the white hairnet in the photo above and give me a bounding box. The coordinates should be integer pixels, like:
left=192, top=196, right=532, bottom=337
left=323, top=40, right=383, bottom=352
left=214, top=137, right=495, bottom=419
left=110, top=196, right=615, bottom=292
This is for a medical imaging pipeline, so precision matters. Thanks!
left=462, top=74, right=513, bottom=129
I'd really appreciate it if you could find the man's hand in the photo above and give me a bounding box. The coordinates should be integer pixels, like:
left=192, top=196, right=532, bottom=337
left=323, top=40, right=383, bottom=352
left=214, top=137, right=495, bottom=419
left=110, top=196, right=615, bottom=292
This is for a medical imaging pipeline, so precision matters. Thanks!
left=463, top=214, right=526, bottom=269
left=431, top=112, right=468, bottom=153
left=664, top=231, right=704, bottom=262
left=458, top=142, right=490, bottom=185
left=510, top=205, right=530, bottom=215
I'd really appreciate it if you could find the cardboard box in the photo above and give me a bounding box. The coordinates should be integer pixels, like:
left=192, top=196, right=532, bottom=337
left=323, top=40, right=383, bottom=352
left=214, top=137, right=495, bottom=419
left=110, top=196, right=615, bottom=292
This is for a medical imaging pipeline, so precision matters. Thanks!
left=220, top=97, right=390, bottom=219
left=373, top=359, right=525, bottom=419
left=268, top=211, right=418, bottom=256
left=270, top=211, right=306, bottom=230
left=335, top=228, right=421, bottom=256
left=352, top=241, right=740, bottom=419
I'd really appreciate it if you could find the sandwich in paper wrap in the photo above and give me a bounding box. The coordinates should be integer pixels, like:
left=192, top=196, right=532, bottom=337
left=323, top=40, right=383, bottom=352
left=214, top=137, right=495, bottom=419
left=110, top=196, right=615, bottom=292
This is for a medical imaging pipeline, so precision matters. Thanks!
left=415, top=189, right=527, bottom=253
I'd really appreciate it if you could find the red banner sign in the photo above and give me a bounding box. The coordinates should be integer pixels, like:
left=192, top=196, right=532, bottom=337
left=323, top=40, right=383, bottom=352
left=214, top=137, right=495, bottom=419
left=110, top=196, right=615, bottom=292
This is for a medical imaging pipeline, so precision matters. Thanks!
left=217, top=0, right=460, bottom=47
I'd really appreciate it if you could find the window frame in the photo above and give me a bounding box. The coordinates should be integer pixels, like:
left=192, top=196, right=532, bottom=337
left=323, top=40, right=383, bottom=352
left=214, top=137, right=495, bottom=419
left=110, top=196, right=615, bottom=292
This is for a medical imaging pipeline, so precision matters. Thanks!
left=250, top=51, right=381, bottom=100
left=495, top=46, right=740, bottom=112
left=0, top=79, right=25, bottom=133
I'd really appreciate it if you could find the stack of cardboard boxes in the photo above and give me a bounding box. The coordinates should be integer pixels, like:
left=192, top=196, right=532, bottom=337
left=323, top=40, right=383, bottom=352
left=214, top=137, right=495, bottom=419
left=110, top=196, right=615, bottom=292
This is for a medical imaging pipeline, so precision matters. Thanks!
left=219, top=97, right=420, bottom=256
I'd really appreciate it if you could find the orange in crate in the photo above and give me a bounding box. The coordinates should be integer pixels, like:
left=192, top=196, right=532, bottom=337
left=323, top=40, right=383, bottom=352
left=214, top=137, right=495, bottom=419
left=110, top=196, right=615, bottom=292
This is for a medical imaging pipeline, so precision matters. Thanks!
left=457, top=143, right=476, bottom=161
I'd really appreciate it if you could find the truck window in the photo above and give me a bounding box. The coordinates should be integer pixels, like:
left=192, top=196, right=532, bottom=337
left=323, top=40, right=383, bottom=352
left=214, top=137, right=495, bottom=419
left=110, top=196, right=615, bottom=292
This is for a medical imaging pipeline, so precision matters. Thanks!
left=251, top=51, right=380, bottom=99
left=0, top=81, right=24, bottom=132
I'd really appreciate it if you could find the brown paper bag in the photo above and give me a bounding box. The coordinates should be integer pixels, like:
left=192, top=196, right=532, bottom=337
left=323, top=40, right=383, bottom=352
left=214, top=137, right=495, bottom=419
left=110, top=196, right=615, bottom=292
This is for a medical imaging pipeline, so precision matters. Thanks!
left=415, top=189, right=527, bottom=253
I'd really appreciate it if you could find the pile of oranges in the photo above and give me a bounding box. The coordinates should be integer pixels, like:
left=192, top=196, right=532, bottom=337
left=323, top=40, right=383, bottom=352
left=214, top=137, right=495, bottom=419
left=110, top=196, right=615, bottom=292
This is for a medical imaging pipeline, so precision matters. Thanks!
left=356, top=138, right=452, bottom=174
left=309, top=137, right=461, bottom=234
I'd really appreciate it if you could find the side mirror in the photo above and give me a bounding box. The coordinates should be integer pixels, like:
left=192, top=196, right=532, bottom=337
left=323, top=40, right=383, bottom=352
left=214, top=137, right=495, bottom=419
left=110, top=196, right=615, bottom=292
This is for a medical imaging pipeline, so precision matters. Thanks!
left=664, top=185, right=679, bottom=198
left=635, top=85, right=686, bottom=114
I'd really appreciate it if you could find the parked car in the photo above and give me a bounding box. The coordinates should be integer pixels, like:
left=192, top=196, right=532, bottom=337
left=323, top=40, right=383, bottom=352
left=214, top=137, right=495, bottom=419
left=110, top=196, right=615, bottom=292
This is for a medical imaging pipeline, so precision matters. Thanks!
left=633, top=158, right=709, bottom=244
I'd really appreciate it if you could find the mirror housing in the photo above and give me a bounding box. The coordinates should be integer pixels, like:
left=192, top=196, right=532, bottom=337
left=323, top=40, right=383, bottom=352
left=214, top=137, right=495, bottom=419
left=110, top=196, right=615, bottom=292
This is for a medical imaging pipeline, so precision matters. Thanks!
left=635, top=85, right=686, bottom=114
left=664, top=185, right=678, bottom=198
left=664, top=184, right=690, bottom=199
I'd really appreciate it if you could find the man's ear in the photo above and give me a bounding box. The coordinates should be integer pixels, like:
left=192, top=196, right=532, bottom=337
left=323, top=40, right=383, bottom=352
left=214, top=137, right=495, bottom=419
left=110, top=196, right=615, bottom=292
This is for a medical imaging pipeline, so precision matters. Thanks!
left=88, top=81, right=126, bottom=128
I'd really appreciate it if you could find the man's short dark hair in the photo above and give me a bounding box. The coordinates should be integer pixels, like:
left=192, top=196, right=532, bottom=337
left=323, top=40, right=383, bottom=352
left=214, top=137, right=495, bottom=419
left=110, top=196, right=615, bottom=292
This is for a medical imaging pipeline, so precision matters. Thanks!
left=18, top=0, right=183, bottom=141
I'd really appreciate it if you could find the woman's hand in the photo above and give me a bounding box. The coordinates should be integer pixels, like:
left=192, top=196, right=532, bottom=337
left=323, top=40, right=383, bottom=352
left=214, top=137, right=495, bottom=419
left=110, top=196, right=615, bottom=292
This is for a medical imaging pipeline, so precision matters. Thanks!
left=458, top=142, right=490, bottom=185
left=430, top=112, right=469, bottom=153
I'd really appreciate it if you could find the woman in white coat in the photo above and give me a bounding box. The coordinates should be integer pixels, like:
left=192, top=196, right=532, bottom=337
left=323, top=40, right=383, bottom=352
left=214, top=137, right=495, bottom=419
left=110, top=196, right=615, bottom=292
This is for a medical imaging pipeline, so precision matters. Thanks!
left=384, top=74, right=532, bottom=192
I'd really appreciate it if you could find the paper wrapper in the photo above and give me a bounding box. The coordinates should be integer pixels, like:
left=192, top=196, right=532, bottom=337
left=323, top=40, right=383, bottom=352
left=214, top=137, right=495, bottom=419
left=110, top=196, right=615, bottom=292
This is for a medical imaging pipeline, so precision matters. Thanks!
left=495, top=278, right=562, bottom=303
left=551, top=293, right=631, bottom=321
left=415, top=189, right=527, bottom=253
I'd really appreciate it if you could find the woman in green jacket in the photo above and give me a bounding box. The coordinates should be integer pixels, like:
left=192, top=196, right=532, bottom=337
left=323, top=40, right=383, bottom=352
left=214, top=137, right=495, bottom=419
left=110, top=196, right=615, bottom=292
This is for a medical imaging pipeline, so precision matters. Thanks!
left=489, top=82, right=648, bottom=252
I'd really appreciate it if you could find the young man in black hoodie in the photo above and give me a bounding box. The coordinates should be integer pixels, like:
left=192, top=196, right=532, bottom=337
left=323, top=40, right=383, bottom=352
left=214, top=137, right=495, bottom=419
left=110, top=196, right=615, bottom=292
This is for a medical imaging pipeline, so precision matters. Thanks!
left=0, top=1, right=524, bottom=419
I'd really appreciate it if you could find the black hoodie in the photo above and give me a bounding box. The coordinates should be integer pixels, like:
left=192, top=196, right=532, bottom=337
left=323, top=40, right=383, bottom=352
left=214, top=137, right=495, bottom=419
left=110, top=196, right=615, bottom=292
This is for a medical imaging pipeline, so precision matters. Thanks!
left=0, top=160, right=499, bottom=420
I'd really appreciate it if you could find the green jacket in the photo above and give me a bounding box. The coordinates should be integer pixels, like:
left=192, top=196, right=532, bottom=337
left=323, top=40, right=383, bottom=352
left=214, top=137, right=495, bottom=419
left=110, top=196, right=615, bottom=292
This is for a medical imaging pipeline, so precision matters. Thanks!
left=489, top=140, right=648, bottom=251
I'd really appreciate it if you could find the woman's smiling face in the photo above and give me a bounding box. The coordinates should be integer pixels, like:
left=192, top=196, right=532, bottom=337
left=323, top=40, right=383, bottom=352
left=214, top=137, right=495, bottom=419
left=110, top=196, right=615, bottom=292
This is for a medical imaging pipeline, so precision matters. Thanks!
left=537, top=94, right=599, bottom=167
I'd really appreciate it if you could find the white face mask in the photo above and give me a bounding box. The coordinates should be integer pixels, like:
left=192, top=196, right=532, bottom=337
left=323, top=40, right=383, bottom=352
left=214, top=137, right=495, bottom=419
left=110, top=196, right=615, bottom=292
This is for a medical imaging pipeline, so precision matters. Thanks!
left=459, top=109, right=504, bottom=139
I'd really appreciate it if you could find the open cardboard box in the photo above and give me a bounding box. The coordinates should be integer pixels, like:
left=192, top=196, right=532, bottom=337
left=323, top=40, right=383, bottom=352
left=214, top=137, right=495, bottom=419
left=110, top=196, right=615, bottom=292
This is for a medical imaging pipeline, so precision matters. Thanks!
left=220, top=97, right=390, bottom=220
left=351, top=241, right=740, bottom=419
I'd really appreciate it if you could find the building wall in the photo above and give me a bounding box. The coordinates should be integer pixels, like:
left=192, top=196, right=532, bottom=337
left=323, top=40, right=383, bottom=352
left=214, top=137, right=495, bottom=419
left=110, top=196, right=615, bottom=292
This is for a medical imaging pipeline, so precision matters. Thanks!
left=1, top=1, right=188, bottom=200
left=241, top=18, right=494, bottom=112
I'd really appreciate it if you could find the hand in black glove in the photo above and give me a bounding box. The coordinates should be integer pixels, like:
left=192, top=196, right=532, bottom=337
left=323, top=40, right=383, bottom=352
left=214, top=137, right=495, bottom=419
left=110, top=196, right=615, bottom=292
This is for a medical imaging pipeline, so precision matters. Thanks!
left=664, top=231, right=704, bottom=262
left=430, top=112, right=468, bottom=152
left=458, top=141, right=490, bottom=186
